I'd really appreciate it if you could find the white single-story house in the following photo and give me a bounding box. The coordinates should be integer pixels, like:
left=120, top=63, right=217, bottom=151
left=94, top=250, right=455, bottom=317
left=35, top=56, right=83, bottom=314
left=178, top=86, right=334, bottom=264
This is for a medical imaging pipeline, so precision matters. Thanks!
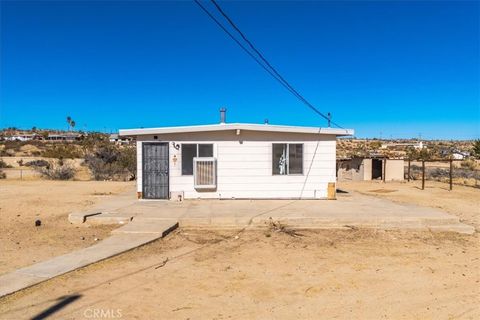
left=119, top=110, right=353, bottom=200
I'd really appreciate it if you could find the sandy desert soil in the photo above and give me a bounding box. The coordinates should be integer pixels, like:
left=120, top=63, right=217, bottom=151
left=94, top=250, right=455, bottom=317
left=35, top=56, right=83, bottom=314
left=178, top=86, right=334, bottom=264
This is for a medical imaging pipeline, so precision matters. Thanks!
left=0, top=180, right=478, bottom=319
left=0, top=229, right=478, bottom=320
left=338, top=180, right=480, bottom=230
left=0, top=180, right=133, bottom=275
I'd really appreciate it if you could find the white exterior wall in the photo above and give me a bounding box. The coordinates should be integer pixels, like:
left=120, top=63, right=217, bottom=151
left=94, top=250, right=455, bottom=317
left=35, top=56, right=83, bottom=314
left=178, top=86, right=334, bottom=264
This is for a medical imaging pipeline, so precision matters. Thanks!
left=136, top=130, right=337, bottom=199
left=385, top=159, right=405, bottom=181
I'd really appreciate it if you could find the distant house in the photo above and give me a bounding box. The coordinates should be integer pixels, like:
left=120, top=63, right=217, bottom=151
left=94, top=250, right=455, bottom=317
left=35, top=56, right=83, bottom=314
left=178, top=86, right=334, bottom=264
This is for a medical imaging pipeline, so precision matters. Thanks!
left=45, top=132, right=82, bottom=142
left=452, top=150, right=469, bottom=160
left=109, top=133, right=132, bottom=145
left=439, top=148, right=470, bottom=160
left=120, top=109, right=353, bottom=200
left=381, top=141, right=425, bottom=150
left=4, top=133, right=37, bottom=141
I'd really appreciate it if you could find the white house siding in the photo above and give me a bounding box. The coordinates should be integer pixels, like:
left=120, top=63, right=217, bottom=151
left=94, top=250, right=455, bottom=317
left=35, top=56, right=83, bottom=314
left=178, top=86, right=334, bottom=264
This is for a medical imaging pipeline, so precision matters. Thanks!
left=136, top=130, right=337, bottom=199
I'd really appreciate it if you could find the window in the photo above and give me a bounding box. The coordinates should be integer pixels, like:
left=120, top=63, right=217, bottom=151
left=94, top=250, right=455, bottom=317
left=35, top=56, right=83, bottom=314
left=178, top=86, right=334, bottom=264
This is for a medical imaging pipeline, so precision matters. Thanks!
left=198, top=144, right=213, bottom=157
left=272, top=144, right=303, bottom=175
left=182, top=144, right=213, bottom=175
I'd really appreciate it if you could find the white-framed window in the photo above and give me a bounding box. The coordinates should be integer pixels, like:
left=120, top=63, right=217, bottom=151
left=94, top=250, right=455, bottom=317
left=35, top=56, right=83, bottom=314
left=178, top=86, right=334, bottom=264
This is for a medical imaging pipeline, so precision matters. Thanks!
left=272, top=143, right=303, bottom=175
left=182, top=144, right=214, bottom=175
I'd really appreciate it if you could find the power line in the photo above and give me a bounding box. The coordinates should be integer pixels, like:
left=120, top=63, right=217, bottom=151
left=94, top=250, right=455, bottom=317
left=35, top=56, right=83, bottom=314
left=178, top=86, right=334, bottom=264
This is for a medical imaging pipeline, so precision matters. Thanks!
left=193, top=0, right=321, bottom=120
left=210, top=0, right=332, bottom=124
left=195, top=0, right=344, bottom=129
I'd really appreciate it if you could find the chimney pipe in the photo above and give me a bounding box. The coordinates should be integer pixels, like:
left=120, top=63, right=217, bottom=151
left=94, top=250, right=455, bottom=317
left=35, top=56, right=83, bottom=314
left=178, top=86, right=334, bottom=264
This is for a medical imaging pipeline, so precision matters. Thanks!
left=220, top=107, right=227, bottom=124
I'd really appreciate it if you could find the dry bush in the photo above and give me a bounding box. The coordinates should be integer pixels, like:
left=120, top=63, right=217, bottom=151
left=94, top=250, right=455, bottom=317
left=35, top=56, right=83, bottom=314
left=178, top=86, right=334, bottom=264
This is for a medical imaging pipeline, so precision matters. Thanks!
left=24, top=159, right=49, bottom=167
left=0, top=159, right=13, bottom=168
left=0, top=170, right=6, bottom=179
left=34, top=160, right=76, bottom=180
left=84, top=145, right=136, bottom=181
left=460, top=160, right=477, bottom=171
left=41, top=144, right=82, bottom=159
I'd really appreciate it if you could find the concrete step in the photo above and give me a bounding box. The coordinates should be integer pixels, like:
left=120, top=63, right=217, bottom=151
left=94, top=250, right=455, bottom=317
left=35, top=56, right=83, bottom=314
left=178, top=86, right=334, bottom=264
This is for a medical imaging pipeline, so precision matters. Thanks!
left=112, top=218, right=178, bottom=237
left=68, top=211, right=102, bottom=224
left=86, top=212, right=134, bottom=225
left=426, top=224, right=475, bottom=235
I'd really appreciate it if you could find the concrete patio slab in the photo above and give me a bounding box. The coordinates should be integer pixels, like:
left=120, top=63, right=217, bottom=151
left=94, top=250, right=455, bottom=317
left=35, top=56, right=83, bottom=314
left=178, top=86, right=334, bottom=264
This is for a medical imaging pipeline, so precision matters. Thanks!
left=108, top=191, right=475, bottom=234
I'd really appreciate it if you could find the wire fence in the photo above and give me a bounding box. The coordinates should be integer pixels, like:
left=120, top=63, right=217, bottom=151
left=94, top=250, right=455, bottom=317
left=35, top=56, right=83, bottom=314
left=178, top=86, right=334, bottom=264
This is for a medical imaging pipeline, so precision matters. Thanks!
left=406, top=160, right=480, bottom=189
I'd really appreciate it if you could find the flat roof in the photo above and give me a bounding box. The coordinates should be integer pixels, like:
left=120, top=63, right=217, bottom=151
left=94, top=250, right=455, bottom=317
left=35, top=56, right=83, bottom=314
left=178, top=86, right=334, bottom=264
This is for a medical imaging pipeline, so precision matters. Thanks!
left=119, top=123, right=353, bottom=137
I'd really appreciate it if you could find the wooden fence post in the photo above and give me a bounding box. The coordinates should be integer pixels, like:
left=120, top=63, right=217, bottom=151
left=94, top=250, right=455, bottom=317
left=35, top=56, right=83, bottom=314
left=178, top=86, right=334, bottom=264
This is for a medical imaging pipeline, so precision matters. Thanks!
left=421, top=160, right=425, bottom=190
left=383, top=158, right=387, bottom=183
left=407, top=159, right=411, bottom=182
left=449, top=159, right=453, bottom=191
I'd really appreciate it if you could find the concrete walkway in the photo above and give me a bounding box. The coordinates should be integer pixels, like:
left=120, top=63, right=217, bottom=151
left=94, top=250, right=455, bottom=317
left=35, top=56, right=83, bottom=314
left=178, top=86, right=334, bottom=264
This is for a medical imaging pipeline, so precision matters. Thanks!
left=0, top=220, right=177, bottom=298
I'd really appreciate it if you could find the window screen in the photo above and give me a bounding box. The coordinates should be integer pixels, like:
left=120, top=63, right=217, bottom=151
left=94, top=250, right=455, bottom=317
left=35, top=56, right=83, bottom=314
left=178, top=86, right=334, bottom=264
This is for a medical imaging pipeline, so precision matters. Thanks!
left=181, top=144, right=197, bottom=175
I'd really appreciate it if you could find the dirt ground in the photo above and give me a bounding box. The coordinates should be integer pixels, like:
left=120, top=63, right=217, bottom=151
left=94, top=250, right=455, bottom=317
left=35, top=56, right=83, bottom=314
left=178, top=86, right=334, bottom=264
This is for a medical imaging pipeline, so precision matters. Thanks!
left=0, top=180, right=133, bottom=275
left=0, top=180, right=479, bottom=319
left=338, top=180, right=480, bottom=230
left=0, top=229, right=478, bottom=320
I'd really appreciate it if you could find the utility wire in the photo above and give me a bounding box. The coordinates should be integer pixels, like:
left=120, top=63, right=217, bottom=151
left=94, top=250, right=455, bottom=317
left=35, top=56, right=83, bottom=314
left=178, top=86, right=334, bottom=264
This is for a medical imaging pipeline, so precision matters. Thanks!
left=195, top=0, right=345, bottom=129
left=193, top=0, right=322, bottom=121
left=210, top=0, right=336, bottom=125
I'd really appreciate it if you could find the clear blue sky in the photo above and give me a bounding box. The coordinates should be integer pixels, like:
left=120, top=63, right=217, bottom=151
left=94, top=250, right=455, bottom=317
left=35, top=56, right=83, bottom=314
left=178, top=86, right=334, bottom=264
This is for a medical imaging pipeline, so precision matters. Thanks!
left=1, top=1, right=479, bottom=139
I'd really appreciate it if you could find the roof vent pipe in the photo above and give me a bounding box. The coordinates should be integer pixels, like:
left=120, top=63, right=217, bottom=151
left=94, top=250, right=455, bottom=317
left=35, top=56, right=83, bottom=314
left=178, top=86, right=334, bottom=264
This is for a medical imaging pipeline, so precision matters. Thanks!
left=220, top=107, right=227, bottom=124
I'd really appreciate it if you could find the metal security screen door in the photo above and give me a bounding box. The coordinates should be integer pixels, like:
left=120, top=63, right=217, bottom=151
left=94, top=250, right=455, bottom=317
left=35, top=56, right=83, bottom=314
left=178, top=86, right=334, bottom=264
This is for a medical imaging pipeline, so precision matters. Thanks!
left=142, top=143, right=169, bottom=199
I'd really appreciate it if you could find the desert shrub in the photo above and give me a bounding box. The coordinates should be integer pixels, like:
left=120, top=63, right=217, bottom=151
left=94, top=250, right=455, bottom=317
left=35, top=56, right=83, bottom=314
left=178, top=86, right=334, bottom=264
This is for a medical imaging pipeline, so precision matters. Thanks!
left=3, top=140, right=23, bottom=151
left=41, top=144, right=82, bottom=159
left=25, top=159, right=49, bottom=167
left=118, top=147, right=136, bottom=180
left=0, top=170, right=6, bottom=179
left=84, top=145, right=136, bottom=181
left=3, top=149, right=15, bottom=157
left=460, top=160, right=477, bottom=171
left=0, top=159, right=13, bottom=168
left=473, top=140, right=480, bottom=159
left=34, top=160, right=76, bottom=180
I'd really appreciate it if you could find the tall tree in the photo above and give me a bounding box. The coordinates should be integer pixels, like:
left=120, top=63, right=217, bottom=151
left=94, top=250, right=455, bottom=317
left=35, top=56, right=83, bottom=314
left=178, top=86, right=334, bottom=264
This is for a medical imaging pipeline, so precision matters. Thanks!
left=66, top=116, right=72, bottom=131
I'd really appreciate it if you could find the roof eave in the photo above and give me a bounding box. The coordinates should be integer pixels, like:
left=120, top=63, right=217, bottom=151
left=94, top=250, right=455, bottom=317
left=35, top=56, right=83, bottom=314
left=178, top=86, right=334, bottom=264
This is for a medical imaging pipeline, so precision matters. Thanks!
left=119, top=124, right=354, bottom=137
